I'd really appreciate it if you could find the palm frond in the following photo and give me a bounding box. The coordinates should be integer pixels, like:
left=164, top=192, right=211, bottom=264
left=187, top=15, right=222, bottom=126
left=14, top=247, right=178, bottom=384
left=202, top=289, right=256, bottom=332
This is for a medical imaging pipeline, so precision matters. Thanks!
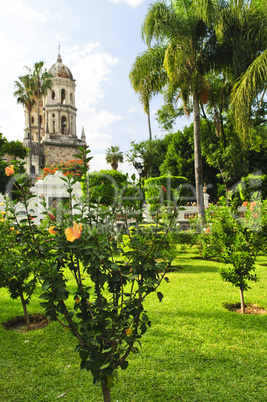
left=231, top=49, right=267, bottom=141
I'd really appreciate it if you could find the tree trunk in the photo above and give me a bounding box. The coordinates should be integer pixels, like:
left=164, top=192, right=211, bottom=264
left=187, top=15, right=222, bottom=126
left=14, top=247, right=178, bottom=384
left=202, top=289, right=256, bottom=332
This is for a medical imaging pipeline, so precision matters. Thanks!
left=193, top=91, right=204, bottom=220
left=239, top=288, right=245, bottom=314
left=37, top=92, right=41, bottom=173
left=20, top=292, right=31, bottom=331
left=101, top=383, right=111, bottom=402
left=111, top=162, right=118, bottom=170
left=28, top=112, right=32, bottom=177
left=147, top=109, right=152, bottom=141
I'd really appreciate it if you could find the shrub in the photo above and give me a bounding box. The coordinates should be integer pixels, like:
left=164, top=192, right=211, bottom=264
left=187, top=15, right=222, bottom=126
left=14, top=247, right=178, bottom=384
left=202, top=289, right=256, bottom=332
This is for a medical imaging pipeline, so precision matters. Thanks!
left=199, top=199, right=267, bottom=313
left=2, top=150, right=177, bottom=401
left=144, top=175, right=189, bottom=212
left=232, top=173, right=267, bottom=206
left=0, top=178, right=38, bottom=330
left=37, top=159, right=85, bottom=180
left=88, top=170, right=127, bottom=206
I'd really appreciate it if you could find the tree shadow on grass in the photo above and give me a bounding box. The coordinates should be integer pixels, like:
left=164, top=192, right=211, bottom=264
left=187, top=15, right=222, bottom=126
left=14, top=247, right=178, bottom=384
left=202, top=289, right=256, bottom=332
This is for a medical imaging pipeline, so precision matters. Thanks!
left=157, top=307, right=267, bottom=332
left=172, top=260, right=220, bottom=274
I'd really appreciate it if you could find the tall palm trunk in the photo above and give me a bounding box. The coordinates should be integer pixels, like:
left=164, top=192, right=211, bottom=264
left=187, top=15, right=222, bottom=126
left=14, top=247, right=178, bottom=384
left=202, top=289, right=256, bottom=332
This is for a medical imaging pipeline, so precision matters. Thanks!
left=193, top=91, right=204, bottom=219
left=147, top=106, right=152, bottom=141
left=28, top=112, right=32, bottom=175
left=37, top=91, right=41, bottom=173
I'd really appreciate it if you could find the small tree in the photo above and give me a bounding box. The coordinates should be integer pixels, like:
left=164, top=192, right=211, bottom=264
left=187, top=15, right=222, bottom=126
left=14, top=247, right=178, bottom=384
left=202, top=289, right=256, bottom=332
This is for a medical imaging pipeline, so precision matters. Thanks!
left=200, top=199, right=267, bottom=313
left=4, top=148, right=178, bottom=401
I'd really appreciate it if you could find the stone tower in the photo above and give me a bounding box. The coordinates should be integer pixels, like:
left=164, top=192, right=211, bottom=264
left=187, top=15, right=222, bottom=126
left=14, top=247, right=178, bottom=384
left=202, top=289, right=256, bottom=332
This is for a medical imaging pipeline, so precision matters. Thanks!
left=23, top=53, right=86, bottom=175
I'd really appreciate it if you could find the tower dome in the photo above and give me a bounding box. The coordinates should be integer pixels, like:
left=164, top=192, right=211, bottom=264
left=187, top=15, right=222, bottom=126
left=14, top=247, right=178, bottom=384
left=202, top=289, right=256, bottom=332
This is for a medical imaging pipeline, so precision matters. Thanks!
left=48, top=54, right=74, bottom=81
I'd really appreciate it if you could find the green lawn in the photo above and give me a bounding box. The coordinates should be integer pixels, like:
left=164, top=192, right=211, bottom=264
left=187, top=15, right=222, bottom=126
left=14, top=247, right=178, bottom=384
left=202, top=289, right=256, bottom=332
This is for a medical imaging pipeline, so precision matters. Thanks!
left=0, top=248, right=266, bottom=401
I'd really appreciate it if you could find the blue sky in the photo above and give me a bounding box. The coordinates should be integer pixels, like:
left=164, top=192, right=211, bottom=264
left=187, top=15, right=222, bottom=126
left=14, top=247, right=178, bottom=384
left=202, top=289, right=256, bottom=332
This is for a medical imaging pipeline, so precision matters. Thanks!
left=0, top=0, right=191, bottom=175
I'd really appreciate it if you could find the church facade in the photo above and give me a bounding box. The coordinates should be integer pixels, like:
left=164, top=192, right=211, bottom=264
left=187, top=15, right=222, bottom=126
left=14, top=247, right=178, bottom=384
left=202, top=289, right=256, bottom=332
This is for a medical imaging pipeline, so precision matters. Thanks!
left=23, top=54, right=86, bottom=175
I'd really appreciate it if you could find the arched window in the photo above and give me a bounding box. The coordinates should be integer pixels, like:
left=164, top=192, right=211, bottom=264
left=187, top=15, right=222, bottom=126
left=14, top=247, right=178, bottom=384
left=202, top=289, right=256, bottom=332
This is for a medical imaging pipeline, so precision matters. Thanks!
left=70, top=93, right=73, bottom=104
left=61, top=116, right=67, bottom=134
left=70, top=116, right=73, bottom=134
left=31, top=116, right=34, bottom=124
left=51, top=113, right=56, bottom=133
left=61, top=89, right=66, bottom=105
left=52, top=90, right=56, bottom=100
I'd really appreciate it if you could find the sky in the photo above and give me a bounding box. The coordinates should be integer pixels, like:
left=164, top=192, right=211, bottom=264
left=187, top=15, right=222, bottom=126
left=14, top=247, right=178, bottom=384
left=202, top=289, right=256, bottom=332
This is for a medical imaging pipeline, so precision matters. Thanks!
left=0, top=0, right=192, bottom=175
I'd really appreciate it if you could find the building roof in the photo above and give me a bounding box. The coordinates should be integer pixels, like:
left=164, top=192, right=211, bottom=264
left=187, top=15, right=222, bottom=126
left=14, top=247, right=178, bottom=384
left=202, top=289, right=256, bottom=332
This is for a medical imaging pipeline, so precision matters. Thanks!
left=48, top=54, right=74, bottom=81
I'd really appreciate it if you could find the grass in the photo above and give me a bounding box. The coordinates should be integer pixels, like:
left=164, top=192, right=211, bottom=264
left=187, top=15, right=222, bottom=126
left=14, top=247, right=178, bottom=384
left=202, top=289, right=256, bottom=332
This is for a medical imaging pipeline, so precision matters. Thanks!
left=0, top=247, right=266, bottom=401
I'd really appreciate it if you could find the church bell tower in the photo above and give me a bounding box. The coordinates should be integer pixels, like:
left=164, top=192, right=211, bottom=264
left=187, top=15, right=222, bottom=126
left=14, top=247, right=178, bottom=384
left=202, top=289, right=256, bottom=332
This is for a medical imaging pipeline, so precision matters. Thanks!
left=23, top=52, right=86, bottom=175
left=45, top=53, right=77, bottom=141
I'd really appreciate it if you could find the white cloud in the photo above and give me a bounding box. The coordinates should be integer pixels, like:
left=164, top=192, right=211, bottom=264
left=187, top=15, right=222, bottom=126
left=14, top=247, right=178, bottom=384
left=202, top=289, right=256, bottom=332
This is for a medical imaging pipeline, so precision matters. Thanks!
left=89, top=153, right=109, bottom=172
left=128, top=107, right=142, bottom=113
left=63, top=43, right=118, bottom=106
left=89, top=153, right=135, bottom=176
left=77, top=108, right=123, bottom=148
left=77, top=110, right=122, bottom=150
left=109, top=0, right=146, bottom=7
left=2, top=0, right=54, bottom=23
left=85, top=133, right=112, bottom=151
left=81, top=108, right=123, bottom=131
left=126, top=127, right=137, bottom=134
left=58, top=43, right=123, bottom=152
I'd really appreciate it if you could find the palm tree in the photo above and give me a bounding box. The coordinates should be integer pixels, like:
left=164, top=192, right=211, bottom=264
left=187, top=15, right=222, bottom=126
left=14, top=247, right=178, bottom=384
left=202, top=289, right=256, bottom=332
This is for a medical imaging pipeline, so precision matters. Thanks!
left=14, top=75, right=36, bottom=174
left=29, top=62, right=53, bottom=170
left=106, top=146, right=124, bottom=170
left=139, top=0, right=220, bottom=218
left=227, top=1, right=267, bottom=141
left=129, top=46, right=167, bottom=140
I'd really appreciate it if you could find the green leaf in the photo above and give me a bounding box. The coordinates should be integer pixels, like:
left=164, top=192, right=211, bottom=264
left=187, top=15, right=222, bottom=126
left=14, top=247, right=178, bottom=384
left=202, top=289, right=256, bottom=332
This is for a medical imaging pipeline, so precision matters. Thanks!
left=99, top=362, right=111, bottom=370
left=110, top=263, right=120, bottom=271
left=102, top=347, right=113, bottom=354
left=80, top=360, right=86, bottom=370
left=157, top=291, right=164, bottom=302
left=120, top=360, right=128, bottom=370
left=39, top=292, right=50, bottom=300
left=79, top=350, right=90, bottom=360
left=86, top=361, right=95, bottom=371
left=42, top=282, right=51, bottom=291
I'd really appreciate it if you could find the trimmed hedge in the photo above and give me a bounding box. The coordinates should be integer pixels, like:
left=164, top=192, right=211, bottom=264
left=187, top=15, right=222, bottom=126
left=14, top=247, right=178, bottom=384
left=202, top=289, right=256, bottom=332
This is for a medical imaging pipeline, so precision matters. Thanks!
left=144, top=175, right=190, bottom=211
left=87, top=170, right=127, bottom=206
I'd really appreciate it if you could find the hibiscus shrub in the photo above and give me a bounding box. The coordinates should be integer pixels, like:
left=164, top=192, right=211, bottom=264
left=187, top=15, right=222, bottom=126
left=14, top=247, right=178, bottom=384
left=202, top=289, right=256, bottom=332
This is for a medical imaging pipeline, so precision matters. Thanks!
left=0, top=172, right=39, bottom=329
left=3, top=149, right=177, bottom=402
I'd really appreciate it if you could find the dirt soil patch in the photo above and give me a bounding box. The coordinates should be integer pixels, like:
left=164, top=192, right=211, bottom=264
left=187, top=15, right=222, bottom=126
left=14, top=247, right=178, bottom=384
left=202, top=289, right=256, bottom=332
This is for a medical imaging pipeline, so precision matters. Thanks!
left=223, top=302, right=266, bottom=315
left=2, top=314, right=49, bottom=332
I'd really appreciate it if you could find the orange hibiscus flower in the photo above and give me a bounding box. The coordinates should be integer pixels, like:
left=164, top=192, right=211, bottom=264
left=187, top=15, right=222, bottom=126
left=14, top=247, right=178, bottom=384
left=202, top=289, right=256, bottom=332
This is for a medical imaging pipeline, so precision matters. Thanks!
left=65, top=222, right=82, bottom=242
left=5, top=165, right=15, bottom=176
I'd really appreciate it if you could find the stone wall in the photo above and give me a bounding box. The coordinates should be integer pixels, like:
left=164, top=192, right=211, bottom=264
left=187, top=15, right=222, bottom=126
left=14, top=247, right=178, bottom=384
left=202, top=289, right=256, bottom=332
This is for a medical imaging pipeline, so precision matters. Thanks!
left=42, top=143, right=80, bottom=166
